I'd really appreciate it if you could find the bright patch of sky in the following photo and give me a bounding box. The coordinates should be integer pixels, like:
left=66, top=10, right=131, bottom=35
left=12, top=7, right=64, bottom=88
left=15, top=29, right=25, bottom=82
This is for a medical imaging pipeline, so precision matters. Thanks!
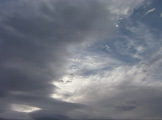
left=11, top=104, right=41, bottom=113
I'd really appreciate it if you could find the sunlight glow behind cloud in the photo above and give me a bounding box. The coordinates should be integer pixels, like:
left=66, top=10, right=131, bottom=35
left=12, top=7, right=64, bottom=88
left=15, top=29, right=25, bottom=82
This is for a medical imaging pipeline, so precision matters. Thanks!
left=11, top=104, right=41, bottom=113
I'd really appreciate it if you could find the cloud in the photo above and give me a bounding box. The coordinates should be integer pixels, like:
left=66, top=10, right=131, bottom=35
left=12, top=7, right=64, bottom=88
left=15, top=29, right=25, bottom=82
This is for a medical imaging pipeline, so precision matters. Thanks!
left=0, top=0, right=116, bottom=119
left=52, top=15, right=162, bottom=119
left=144, top=8, right=156, bottom=15
left=60, top=62, right=162, bottom=119
left=0, top=0, right=160, bottom=120
left=160, top=12, right=162, bottom=17
left=105, top=0, right=145, bottom=19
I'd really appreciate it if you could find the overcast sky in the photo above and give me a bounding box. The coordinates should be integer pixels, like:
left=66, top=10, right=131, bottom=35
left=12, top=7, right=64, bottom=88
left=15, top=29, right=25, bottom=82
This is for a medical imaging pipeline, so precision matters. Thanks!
left=0, top=0, right=162, bottom=120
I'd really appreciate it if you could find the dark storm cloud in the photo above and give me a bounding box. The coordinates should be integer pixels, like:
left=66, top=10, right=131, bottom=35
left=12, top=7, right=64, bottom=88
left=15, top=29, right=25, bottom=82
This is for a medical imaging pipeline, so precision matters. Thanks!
left=0, top=0, right=114, bottom=119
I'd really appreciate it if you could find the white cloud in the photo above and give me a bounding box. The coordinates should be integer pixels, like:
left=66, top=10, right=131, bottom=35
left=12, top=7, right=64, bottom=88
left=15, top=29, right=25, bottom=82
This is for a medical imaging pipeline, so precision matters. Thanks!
left=144, top=8, right=156, bottom=15
left=51, top=53, right=123, bottom=102
left=105, top=0, right=146, bottom=20
left=52, top=20, right=162, bottom=119
left=160, top=12, right=162, bottom=17
left=52, top=0, right=162, bottom=119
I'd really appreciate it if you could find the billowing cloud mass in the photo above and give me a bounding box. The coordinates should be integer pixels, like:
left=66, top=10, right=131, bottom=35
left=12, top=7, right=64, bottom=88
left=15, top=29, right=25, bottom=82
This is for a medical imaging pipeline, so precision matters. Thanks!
left=0, top=0, right=162, bottom=120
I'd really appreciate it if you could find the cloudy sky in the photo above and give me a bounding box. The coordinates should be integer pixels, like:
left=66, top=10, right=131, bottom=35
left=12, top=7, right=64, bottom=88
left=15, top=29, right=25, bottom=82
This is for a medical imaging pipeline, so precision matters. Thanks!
left=0, top=0, right=162, bottom=120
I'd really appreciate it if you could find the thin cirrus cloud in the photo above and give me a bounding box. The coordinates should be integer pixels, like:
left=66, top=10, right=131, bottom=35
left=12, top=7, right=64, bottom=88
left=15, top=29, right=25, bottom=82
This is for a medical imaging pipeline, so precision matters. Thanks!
left=0, top=0, right=162, bottom=120
left=144, top=8, right=156, bottom=15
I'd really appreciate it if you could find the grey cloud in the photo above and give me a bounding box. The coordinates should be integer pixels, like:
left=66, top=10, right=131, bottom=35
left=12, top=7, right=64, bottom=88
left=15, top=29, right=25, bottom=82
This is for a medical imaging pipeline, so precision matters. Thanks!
left=117, top=86, right=162, bottom=119
left=116, top=105, right=136, bottom=111
left=32, top=114, right=69, bottom=120
left=116, top=100, right=137, bottom=111
left=85, top=85, right=162, bottom=119
left=69, top=58, right=162, bottom=119
left=0, top=0, right=115, bottom=119
left=28, top=98, right=84, bottom=120
left=0, top=118, right=8, bottom=120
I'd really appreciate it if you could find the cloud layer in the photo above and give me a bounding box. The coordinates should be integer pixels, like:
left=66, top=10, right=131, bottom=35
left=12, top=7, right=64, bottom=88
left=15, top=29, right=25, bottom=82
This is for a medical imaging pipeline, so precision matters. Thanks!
left=0, top=0, right=115, bottom=119
left=0, top=0, right=162, bottom=120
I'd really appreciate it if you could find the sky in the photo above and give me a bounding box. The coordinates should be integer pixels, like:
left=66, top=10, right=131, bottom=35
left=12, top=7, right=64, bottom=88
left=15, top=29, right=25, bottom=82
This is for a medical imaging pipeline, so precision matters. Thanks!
left=0, top=0, right=162, bottom=120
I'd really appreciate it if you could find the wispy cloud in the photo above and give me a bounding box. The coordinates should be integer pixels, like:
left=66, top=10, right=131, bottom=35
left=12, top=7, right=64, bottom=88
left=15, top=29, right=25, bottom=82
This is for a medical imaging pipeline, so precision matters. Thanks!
left=144, top=8, right=156, bottom=15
